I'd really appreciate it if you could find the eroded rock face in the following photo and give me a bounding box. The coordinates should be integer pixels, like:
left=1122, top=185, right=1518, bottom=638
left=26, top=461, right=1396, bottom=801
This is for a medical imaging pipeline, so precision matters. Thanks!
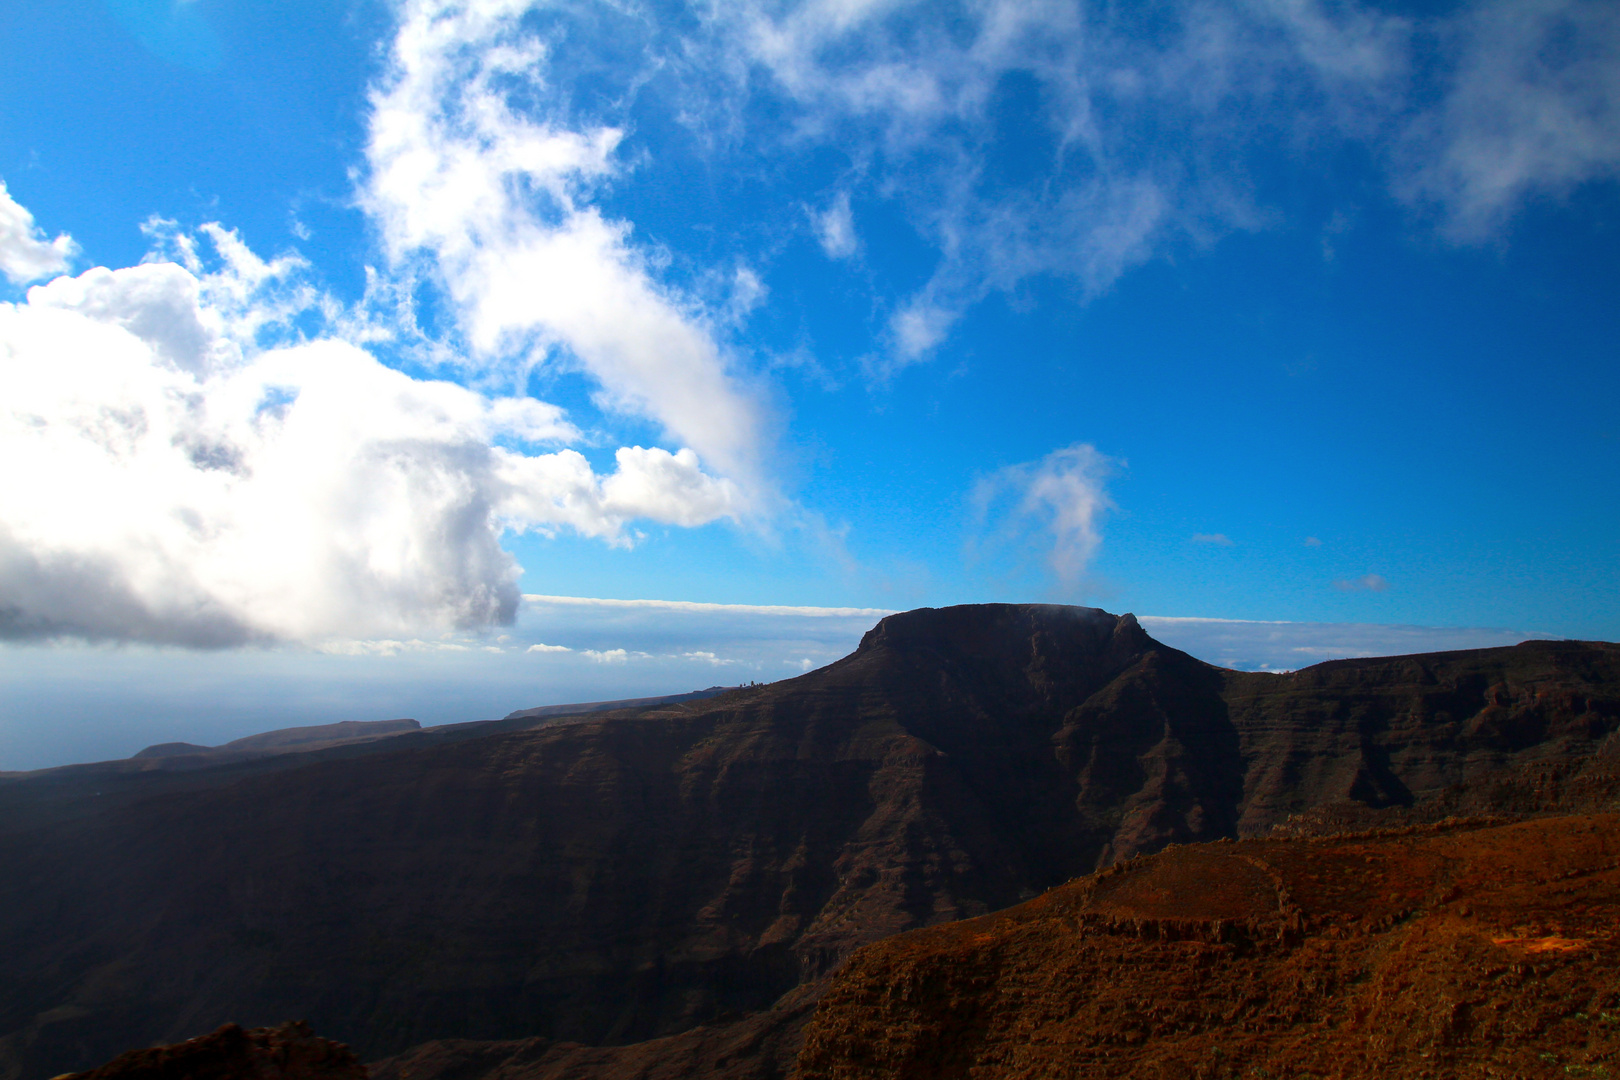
left=0, top=605, right=1616, bottom=1080
left=795, top=814, right=1620, bottom=1080
left=52, top=1022, right=365, bottom=1080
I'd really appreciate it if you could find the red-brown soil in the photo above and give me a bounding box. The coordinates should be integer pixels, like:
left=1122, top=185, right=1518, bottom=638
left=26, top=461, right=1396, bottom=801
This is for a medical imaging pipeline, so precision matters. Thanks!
left=51, top=1022, right=365, bottom=1080
left=796, top=814, right=1620, bottom=1079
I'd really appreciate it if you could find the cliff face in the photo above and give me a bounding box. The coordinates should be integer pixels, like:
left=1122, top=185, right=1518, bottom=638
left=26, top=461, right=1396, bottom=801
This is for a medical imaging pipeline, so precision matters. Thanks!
left=796, top=814, right=1620, bottom=1080
left=1, top=605, right=1616, bottom=1080
left=1223, top=640, right=1620, bottom=832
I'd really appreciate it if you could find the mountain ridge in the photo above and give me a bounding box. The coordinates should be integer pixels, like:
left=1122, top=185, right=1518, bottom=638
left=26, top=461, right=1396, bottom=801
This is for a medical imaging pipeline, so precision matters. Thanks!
left=1, top=604, right=1615, bottom=1080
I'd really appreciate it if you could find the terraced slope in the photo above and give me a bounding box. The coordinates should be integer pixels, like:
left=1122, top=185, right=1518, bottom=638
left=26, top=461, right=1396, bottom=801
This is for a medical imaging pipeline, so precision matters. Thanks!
left=797, top=814, right=1620, bottom=1080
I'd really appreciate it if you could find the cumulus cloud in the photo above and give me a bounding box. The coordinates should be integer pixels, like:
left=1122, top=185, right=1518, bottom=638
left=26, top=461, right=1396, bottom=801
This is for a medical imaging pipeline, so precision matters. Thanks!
left=972, top=443, right=1118, bottom=591
left=360, top=0, right=769, bottom=489
left=0, top=181, right=77, bottom=285
left=526, top=643, right=571, bottom=653
left=0, top=213, right=741, bottom=647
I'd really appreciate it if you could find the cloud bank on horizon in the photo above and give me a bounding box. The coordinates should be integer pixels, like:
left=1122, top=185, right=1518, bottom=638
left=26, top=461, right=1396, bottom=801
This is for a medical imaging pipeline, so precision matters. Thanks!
left=0, top=0, right=1617, bottom=651
left=0, top=595, right=1562, bottom=770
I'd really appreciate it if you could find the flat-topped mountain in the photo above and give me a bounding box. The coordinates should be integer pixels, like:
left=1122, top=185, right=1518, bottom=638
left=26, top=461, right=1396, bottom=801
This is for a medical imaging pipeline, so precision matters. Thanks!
left=132, top=719, right=423, bottom=761
left=1, top=604, right=1616, bottom=1080
left=501, top=687, right=733, bottom=722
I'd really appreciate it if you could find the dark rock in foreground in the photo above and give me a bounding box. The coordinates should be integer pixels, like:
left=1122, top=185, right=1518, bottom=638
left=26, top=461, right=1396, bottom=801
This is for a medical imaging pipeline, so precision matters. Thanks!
left=52, top=1022, right=364, bottom=1080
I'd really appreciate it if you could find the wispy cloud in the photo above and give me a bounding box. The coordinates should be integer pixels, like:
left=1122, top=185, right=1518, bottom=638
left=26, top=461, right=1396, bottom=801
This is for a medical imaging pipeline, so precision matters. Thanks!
left=1191, top=533, right=1235, bottom=546
left=972, top=443, right=1118, bottom=593
left=522, top=594, right=893, bottom=618
left=360, top=0, right=770, bottom=493
left=686, top=0, right=1415, bottom=370
left=814, top=190, right=858, bottom=259
left=664, top=0, right=1620, bottom=369
left=1141, top=614, right=1554, bottom=671
left=683, top=650, right=737, bottom=666
left=1401, top=0, right=1620, bottom=239
left=1334, top=573, right=1391, bottom=592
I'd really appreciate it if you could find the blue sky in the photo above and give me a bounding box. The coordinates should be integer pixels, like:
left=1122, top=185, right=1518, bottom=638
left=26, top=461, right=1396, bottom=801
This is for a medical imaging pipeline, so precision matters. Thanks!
left=1, top=0, right=1617, bottom=768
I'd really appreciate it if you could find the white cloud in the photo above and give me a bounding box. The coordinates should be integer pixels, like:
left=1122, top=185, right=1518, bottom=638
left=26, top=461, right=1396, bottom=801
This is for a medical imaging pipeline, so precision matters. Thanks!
left=315, top=638, right=475, bottom=657
left=972, top=443, right=1118, bottom=590
left=697, top=0, right=1413, bottom=370
left=340, top=0, right=1620, bottom=390
left=583, top=648, right=631, bottom=663
left=678, top=0, right=1618, bottom=365
left=814, top=191, right=858, bottom=259
left=0, top=213, right=742, bottom=647
left=514, top=593, right=883, bottom=674
left=521, top=594, right=893, bottom=618
left=728, top=266, right=768, bottom=323
left=526, top=643, right=571, bottom=653
left=1404, top=0, right=1620, bottom=239
left=0, top=181, right=77, bottom=285
left=1140, top=614, right=1556, bottom=671
left=887, top=299, right=956, bottom=366
left=682, top=650, right=737, bottom=665
left=360, top=0, right=769, bottom=491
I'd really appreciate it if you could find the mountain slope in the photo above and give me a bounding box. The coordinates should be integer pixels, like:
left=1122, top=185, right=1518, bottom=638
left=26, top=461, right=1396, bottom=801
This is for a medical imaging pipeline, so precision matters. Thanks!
left=796, top=813, right=1620, bottom=1080
left=1, top=604, right=1616, bottom=1080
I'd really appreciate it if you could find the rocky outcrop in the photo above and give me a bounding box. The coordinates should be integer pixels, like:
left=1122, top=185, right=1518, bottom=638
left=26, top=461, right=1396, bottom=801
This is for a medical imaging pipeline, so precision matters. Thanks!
left=1, top=605, right=1615, bottom=1080
left=369, top=983, right=822, bottom=1080
left=795, top=813, right=1620, bottom=1079
left=51, top=1022, right=365, bottom=1080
